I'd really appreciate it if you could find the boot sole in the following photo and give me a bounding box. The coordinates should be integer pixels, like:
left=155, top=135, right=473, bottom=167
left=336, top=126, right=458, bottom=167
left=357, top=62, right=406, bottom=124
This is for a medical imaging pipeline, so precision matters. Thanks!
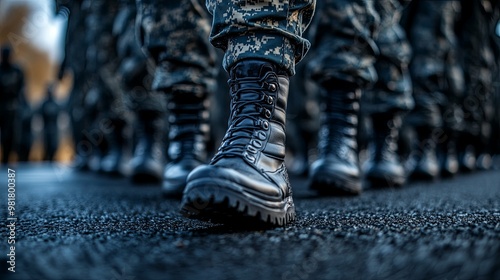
left=180, top=178, right=295, bottom=227
left=162, top=178, right=187, bottom=198
left=309, top=173, right=362, bottom=196
left=409, top=170, right=438, bottom=182
left=366, top=175, right=405, bottom=189
left=131, top=172, right=163, bottom=184
left=130, top=166, right=163, bottom=184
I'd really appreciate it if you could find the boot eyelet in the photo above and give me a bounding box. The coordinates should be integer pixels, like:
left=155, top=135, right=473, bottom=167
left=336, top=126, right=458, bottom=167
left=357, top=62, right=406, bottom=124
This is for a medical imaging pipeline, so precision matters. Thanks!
left=264, top=109, right=271, bottom=118
left=262, top=121, right=269, bottom=130
left=243, top=152, right=256, bottom=162
left=247, top=145, right=258, bottom=154
left=268, top=83, right=277, bottom=92
left=257, top=131, right=267, bottom=141
left=267, top=96, right=274, bottom=104
left=252, top=140, right=263, bottom=149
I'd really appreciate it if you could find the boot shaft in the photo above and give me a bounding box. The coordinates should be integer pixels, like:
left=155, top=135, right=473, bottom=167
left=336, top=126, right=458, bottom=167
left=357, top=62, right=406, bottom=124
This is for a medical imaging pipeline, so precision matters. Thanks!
left=317, top=88, right=360, bottom=162
left=166, top=86, right=210, bottom=162
left=212, top=60, right=289, bottom=170
left=371, top=113, right=402, bottom=162
left=133, top=110, right=166, bottom=162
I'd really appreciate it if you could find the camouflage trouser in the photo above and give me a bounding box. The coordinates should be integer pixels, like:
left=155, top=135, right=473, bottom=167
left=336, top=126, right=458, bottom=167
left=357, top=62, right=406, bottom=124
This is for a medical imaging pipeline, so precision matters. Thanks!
left=367, top=0, right=413, bottom=114
left=307, top=0, right=413, bottom=113
left=307, top=0, right=378, bottom=88
left=206, top=0, right=316, bottom=76
left=405, top=1, right=464, bottom=130
left=135, top=0, right=217, bottom=94
left=112, top=0, right=165, bottom=113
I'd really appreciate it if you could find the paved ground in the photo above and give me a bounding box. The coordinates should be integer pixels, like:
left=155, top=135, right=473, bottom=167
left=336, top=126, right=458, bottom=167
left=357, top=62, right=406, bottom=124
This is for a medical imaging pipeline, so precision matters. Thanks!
left=0, top=162, right=499, bottom=280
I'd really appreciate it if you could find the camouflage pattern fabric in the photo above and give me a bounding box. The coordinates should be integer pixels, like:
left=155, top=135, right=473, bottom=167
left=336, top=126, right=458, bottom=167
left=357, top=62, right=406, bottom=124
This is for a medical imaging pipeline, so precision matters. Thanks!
left=206, top=0, right=316, bottom=76
left=115, top=0, right=165, bottom=113
left=367, top=0, right=414, bottom=114
left=136, top=0, right=217, bottom=92
left=307, top=0, right=379, bottom=88
left=307, top=0, right=413, bottom=113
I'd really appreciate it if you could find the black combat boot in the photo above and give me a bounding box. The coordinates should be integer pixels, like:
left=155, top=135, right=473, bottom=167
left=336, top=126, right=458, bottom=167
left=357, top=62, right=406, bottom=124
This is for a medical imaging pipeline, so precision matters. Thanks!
left=130, top=110, right=165, bottom=183
left=438, top=137, right=459, bottom=178
left=162, top=88, right=209, bottom=197
left=308, top=87, right=362, bottom=195
left=100, top=119, right=126, bottom=176
left=364, top=113, right=406, bottom=188
left=409, top=127, right=439, bottom=181
left=476, top=153, right=492, bottom=171
left=457, top=132, right=476, bottom=173
left=180, top=60, right=295, bottom=226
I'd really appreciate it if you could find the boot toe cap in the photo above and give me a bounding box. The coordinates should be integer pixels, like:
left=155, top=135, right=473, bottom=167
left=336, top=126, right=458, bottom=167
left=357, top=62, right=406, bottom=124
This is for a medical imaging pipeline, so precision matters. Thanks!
left=186, top=164, right=283, bottom=199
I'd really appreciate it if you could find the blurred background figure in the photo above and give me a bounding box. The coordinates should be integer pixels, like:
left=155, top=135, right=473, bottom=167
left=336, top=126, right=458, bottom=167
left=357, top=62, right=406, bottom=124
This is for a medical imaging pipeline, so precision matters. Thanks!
left=38, top=83, right=61, bottom=161
left=17, top=89, right=33, bottom=161
left=0, top=0, right=70, bottom=163
left=0, top=45, right=25, bottom=164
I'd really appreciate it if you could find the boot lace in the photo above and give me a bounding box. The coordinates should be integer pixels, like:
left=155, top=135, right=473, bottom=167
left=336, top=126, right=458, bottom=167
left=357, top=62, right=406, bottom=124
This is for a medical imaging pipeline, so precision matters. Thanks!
left=211, top=72, right=278, bottom=163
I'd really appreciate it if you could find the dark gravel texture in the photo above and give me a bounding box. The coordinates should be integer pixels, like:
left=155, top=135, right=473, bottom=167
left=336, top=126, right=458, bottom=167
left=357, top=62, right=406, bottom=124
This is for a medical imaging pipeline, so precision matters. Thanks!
left=0, top=163, right=499, bottom=280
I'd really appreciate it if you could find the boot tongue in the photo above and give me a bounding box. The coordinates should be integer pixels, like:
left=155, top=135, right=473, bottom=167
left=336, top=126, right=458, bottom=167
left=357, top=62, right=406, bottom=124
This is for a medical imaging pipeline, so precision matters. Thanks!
left=231, top=60, right=274, bottom=79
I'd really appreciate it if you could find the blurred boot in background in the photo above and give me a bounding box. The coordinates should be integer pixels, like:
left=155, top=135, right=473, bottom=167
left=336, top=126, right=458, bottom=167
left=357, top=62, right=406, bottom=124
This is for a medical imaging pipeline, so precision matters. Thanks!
left=363, top=0, right=414, bottom=188
left=307, top=0, right=378, bottom=195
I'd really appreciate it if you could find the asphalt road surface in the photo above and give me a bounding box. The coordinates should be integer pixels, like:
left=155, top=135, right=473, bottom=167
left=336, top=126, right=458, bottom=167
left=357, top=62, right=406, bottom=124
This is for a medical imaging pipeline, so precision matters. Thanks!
left=1, top=163, right=499, bottom=280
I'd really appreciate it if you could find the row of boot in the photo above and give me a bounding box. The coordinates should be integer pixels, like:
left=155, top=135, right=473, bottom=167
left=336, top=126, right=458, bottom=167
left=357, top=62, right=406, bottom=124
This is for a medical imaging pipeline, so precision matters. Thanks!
left=71, top=60, right=496, bottom=227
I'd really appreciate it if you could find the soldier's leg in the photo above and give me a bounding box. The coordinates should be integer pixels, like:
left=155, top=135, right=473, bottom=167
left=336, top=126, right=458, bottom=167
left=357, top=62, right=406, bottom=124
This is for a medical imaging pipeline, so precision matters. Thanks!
left=492, top=13, right=500, bottom=157
left=136, top=0, right=216, bottom=195
left=75, top=0, right=123, bottom=174
left=114, top=2, right=166, bottom=183
left=362, top=0, right=414, bottom=188
left=406, top=1, right=459, bottom=180
left=94, top=2, right=128, bottom=176
left=180, top=0, right=316, bottom=226
left=306, top=0, right=378, bottom=195
left=459, top=0, right=497, bottom=171
left=1, top=110, right=17, bottom=164
left=438, top=39, right=464, bottom=178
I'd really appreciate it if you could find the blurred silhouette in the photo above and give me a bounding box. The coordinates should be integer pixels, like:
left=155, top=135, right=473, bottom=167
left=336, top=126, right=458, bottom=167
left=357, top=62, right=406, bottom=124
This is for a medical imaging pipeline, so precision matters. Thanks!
left=17, top=91, right=33, bottom=161
left=38, top=84, right=61, bottom=161
left=0, top=45, right=25, bottom=164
